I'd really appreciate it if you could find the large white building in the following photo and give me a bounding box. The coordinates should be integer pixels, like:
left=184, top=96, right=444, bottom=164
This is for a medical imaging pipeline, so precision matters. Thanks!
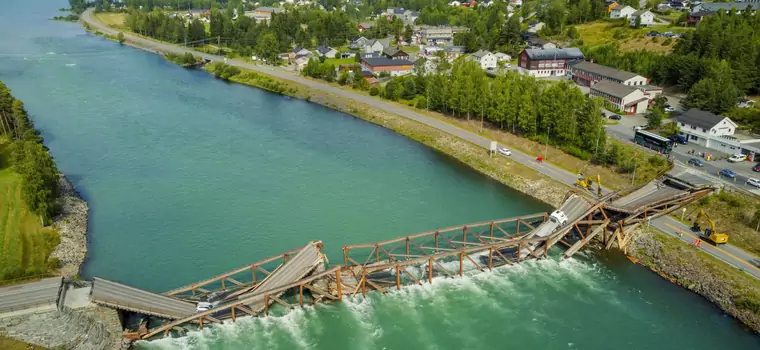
left=570, top=61, right=649, bottom=87
left=630, top=10, right=655, bottom=27
left=590, top=80, right=649, bottom=114
left=610, top=5, right=635, bottom=18
left=469, top=50, right=497, bottom=70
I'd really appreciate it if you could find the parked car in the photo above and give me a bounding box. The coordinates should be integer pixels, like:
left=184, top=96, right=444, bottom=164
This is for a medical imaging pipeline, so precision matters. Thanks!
left=664, top=105, right=676, bottom=112
left=670, top=134, right=687, bottom=144
left=608, top=114, right=621, bottom=120
left=687, top=158, right=704, bottom=167
left=719, top=168, right=737, bottom=179
left=498, top=147, right=512, bottom=156
left=753, top=163, right=760, bottom=172
left=747, top=178, right=760, bottom=188
left=634, top=124, right=649, bottom=131
left=728, top=154, right=748, bottom=163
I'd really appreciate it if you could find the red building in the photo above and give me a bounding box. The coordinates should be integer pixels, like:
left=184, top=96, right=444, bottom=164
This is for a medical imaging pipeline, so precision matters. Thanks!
left=517, top=48, right=584, bottom=77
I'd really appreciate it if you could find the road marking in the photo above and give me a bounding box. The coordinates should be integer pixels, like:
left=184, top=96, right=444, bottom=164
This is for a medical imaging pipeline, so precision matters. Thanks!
left=663, top=222, right=760, bottom=273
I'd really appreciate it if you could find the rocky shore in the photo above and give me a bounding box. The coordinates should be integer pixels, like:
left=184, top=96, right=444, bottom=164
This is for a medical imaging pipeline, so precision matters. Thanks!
left=51, top=175, right=89, bottom=277
left=629, top=228, right=760, bottom=333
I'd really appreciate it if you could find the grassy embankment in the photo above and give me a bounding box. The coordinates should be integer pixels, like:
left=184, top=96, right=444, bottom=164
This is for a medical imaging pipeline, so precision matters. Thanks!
left=0, top=336, right=45, bottom=350
left=574, top=21, right=694, bottom=53
left=92, top=12, right=126, bottom=30
left=632, top=228, right=760, bottom=332
left=0, top=141, right=60, bottom=282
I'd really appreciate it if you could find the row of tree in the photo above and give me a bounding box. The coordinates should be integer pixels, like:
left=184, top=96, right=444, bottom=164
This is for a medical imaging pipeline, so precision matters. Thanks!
left=0, top=82, right=60, bottom=222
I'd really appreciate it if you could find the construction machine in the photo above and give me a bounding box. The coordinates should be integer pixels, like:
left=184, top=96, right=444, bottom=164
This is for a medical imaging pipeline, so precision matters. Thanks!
left=690, top=209, right=728, bottom=245
left=576, top=174, right=603, bottom=198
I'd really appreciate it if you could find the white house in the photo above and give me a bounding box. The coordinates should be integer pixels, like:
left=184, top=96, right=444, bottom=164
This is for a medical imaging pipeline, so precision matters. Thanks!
left=494, top=52, right=512, bottom=62
left=570, top=61, right=649, bottom=87
left=630, top=10, right=655, bottom=27
left=470, top=50, right=497, bottom=70
left=316, top=45, right=338, bottom=58
left=363, top=39, right=385, bottom=54
left=291, top=46, right=312, bottom=59
left=589, top=80, right=649, bottom=114
left=675, top=109, right=739, bottom=148
left=448, top=0, right=461, bottom=6
left=610, top=5, right=635, bottom=18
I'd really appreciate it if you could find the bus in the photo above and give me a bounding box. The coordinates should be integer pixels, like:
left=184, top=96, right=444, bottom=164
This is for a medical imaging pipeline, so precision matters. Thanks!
left=634, top=129, right=674, bottom=154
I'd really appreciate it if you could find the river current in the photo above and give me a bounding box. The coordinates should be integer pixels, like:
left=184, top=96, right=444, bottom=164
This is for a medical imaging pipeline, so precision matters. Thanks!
left=1, top=1, right=759, bottom=349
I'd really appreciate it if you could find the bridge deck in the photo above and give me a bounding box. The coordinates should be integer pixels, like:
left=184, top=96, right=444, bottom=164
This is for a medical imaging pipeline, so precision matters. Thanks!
left=91, top=277, right=197, bottom=320
left=526, top=195, right=591, bottom=240
left=0, top=277, right=62, bottom=313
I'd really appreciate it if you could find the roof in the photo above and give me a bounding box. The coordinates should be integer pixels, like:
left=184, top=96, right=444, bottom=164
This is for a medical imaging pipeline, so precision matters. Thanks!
left=255, top=6, right=284, bottom=13
left=698, top=2, right=755, bottom=11
left=675, top=109, right=729, bottom=130
left=293, top=46, right=310, bottom=54
left=383, top=46, right=407, bottom=57
left=632, top=9, right=651, bottom=16
left=590, top=80, right=639, bottom=99
left=367, top=39, right=383, bottom=47
left=444, top=45, right=466, bottom=53
left=360, top=52, right=382, bottom=59
left=690, top=10, right=714, bottom=17
left=317, top=45, right=335, bottom=54
left=362, top=57, right=414, bottom=67
left=612, top=4, right=634, bottom=11
left=523, top=48, right=584, bottom=60
left=472, top=50, right=492, bottom=58
left=572, top=61, right=641, bottom=82
left=359, top=22, right=374, bottom=28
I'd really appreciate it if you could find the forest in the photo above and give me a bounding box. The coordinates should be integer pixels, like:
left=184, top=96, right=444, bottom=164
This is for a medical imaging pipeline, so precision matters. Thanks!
left=584, top=9, right=760, bottom=122
left=0, top=82, right=60, bottom=222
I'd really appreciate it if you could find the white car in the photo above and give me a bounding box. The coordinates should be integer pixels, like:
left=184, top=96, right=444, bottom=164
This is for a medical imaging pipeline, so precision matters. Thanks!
left=664, top=106, right=676, bottom=112
left=498, top=147, right=512, bottom=156
left=549, top=210, right=568, bottom=226
left=747, top=178, right=760, bottom=188
left=728, top=154, right=747, bottom=163
left=196, top=302, right=213, bottom=313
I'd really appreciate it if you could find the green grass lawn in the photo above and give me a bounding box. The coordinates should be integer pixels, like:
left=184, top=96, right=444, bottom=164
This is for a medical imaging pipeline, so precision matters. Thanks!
left=0, top=336, right=45, bottom=350
left=575, top=21, right=694, bottom=53
left=324, top=57, right=357, bottom=66
left=0, top=141, right=59, bottom=281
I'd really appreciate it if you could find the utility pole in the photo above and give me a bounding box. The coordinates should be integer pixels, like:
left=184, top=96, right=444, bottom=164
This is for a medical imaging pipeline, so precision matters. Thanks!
left=544, top=125, right=551, bottom=160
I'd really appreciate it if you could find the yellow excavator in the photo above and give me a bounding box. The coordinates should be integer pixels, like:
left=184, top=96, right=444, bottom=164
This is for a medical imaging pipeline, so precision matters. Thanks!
left=691, top=209, right=728, bottom=245
left=576, top=174, right=603, bottom=198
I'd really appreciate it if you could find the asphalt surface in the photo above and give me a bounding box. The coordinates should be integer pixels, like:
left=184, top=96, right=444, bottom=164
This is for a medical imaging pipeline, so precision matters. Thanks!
left=91, top=277, right=198, bottom=319
left=0, top=277, right=62, bottom=313
left=81, top=10, right=760, bottom=280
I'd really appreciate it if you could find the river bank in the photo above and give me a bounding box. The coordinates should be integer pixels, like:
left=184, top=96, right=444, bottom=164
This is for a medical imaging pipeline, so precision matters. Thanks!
left=51, top=175, right=89, bottom=277
left=629, top=228, right=760, bottom=333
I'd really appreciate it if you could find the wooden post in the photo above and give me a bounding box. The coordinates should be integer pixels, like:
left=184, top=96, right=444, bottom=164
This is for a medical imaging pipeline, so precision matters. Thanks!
left=361, top=272, right=367, bottom=298
left=490, top=222, right=494, bottom=239
left=406, top=238, right=410, bottom=256
left=544, top=241, right=549, bottom=257
left=428, top=258, right=433, bottom=284
left=459, top=252, right=463, bottom=277
left=199, top=316, right=203, bottom=329
left=435, top=232, right=439, bottom=252
left=299, top=285, right=304, bottom=306
left=221, top=278, right=225, bottom=290
left=463, top=226, right=467, bottom=242
left=488, top=248, right=493, bottom=270
left=396, top=265, right=401, bottom=290
left=252, top=265, right=257, bottom=284
left=265, top=295, right=269, bottom=316
left=516, top=219, right=521, bottom=236
left=336, top=269, right=343, bottom=300
left=517, top=243, right=521, bottom=263
left=231, top=307, right=236, bottom=322
left=375, top=246, right=380, bottom=262
left=343, top=248, right=348, bottom=266
left=192, top=288, right=196, bottom=297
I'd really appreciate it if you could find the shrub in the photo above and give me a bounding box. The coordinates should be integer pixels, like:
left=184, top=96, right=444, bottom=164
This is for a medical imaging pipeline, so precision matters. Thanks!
left=662, top=38, right=673, bottom=46
left=369, top=86, right=380, bottom=96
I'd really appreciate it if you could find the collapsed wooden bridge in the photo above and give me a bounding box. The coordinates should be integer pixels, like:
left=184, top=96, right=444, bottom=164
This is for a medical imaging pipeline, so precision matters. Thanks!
left=91, top=169, right=716, bottom=340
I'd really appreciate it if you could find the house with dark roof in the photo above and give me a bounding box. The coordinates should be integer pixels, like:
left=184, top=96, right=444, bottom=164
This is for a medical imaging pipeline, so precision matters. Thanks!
left=691, top=2, right=755, bottom=14
left=570, top=61, right=649, bottom=87
left=590, top=80, right=649, bottom=114
left=526, top=37, right=557, bottom=49
left=360, top=57, right=414, bottom=76
left=349, top=36, right=369, bottom=50
left=687, top=10, right=714, bottom=26
left=291, top=46, right=313, bottom=59
left=363, top=39, right=385, bottom=54
left=517, top=48, right=584, bottom=77
left=383, top=46, right=410, bottom=60
left=316, top=45, right=338, bottom=58
left=675, top=109, right=738, bottom=147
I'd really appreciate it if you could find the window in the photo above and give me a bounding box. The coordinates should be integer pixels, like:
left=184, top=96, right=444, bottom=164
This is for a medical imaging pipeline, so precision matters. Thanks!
left=703, top=128, right=707, bottom=133
left=691, top=126, right=696, bottom=130
left=681, top=123, right=686, bottom=127
left=690, top=135, right=698, bottom=140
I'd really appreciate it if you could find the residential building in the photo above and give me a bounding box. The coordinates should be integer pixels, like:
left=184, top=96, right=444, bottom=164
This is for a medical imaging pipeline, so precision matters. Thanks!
left=361, top=57, right=414, bottom=76
left=526, top=37, right=556, bottom=49
left=630, top=10, right=655, bottom=27
left=604, top=1, right=619, bottom=13
left=364, top=39, right=385, bottom=54
left=610, top=5, right=635, bottom=18
left=295, top=56, right=310, bottom=70
left=691, top=2, right=755, bottom=14
left=670, top=1, right=688, bottom=11
left=510, top=0, right=523, bottom=7
left=517, top=48, right=585, bottom=77
left=737, top=98, right=756, bottom=109
left=675, top=109, right=738, bottom=149
left=589, top=80, right=649, bottom=114
left=418, top=26, right=468, bottom=45
left=360, top=52, right=382, bottom=59
left=469, top=50, right=497, bottom=70
left=316, top=45, right=338, bottom=58
left=443, top=45, right=466, bottom=60
left=494, top=52, right=512, bottom=62
left=349, top=36, right=368, bottom=50
left=383, top=46, right=410, bottom=60
left=449, top=0, right=462, bottom=6
left=291, top=46, right=312, bottom=59
left=637, top=85, right=663, bottom=100
left=358, top=22, right=374, bottom=32
left=570, top=61, right=649, bottom=87
left=687, top=10, right=713, bottom=25
left=414, top=57, right=439, bottom=75
left=527, top=21, right=545, bottom=33
left=384, top=8, right=419, bottom=25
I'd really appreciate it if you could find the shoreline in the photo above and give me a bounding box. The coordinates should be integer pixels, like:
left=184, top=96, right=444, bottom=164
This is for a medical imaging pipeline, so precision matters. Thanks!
left=51, top=175, right=89, bottom=278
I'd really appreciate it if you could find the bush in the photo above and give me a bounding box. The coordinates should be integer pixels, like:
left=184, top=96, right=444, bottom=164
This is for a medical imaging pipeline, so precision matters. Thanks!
left=662, top=38, right=673, bottom=46
left=715, top=191, right=746, bottom=207
left=613, top=28, right=628, bottom=40
left=369, top=86, right=380, bottom=96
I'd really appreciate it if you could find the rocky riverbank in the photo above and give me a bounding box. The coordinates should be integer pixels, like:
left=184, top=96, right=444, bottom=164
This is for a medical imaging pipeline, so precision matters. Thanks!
left=629, top=228, right=760, bottom=334
left=51, top=175, right=89, bottom=277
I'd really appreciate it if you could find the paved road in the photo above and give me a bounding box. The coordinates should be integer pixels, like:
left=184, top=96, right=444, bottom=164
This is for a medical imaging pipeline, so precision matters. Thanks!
left=81, top=10, right=760, bottom=278
left=91, top=277, right=198, bottom=319
left=649, top=216, right=760, bottom=280
left=0, top=277, right=62, bottom=313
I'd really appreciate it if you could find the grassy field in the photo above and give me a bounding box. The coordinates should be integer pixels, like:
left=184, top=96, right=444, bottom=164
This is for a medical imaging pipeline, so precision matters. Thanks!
left=679, top=190, right=760, bottom=256
left=0, top=336, right=45, bottom=350
left=93, top=12, right=126, bottom=30
left=575, top=21, right=693, bottom=53
left=0, top=141, right=59, bottom=281
left=324, top=57, right=356, bottom=66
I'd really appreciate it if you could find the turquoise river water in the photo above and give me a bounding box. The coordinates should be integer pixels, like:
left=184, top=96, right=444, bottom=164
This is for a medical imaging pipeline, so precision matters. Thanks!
left=1, top=1, right=759, bottom=349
